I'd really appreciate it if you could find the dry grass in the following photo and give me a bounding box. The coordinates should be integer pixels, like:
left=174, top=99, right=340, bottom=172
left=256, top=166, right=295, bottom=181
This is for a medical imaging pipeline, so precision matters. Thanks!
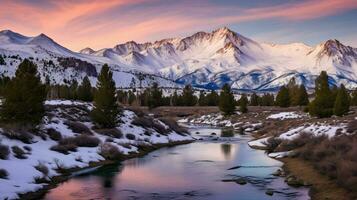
left=159, top=117, right=188, bottom=135
left=132, top=117, right=169, bottom=135
left=46, top=128, right=62, bottom=141
left=11, top=146, right=27, bottom=159
left=95, top=128, right=123, bottom=138
left=98, top=143, right=123, bottom=160
left=64, top=121, right=92, bottom=135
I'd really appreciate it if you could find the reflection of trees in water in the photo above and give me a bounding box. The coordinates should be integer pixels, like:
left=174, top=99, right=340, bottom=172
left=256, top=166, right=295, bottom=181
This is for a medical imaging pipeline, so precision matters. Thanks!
left=221, top=143, right=232, bottom=159
left=91, top=164, right=124, bottom=189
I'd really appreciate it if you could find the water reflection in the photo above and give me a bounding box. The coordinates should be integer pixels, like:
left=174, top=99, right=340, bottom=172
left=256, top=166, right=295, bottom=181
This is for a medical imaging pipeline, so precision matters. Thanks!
left=221, top=143, right=232, bottom=160
left=44, top=127, right=309, bottom=200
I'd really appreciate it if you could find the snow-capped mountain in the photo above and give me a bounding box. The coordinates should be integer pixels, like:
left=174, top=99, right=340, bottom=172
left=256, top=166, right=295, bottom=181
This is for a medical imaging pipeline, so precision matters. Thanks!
left=82, top=27, right=357, bottom=90
left=1, top=28, right=357, bottom=91
left=0, top=30, right=180, bottom=88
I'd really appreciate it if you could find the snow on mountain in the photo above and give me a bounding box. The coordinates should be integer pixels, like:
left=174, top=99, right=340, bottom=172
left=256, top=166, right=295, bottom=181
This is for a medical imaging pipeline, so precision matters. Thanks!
left=1, top=28, right=357, bottom=91
left=0, top=30, right=181, bottom=88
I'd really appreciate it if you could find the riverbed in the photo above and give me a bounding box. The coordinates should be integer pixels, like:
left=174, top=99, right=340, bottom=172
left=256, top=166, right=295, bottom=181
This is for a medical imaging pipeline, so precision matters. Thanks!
left=43, top=126, right=309, bottom=200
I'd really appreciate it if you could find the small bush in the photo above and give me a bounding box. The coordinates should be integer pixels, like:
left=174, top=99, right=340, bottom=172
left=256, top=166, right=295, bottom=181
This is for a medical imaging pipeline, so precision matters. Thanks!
left=12, top=146, right=27, bottom=159
left=95, top=128, right=122, bottom=138
left=132, top=117, right=169, bottom=134
left=221, top=128, right=234, bottom=137
left=50, top=143, right=77, bottom=154
left=59, top=135, right=100, bottom=147
left=23, top=146, right=32, bottom=152
left=264, top=137, right=282, bottom=152
left=46, top=128, right=62, bottom=141
left=98, top=143, right=123, bottom=160
left=159, top=118, right=188, bottom=135
left=2, top=130, right=33, bottom=144
left=0, top=144, right=10, bottom=160
left=34, top=162, right=49, bottom=177
left=126, top=133, right=136, bottom=140
left=0, top=169, right=8, bottom=179
left=65, top=121, right=92, bottom=135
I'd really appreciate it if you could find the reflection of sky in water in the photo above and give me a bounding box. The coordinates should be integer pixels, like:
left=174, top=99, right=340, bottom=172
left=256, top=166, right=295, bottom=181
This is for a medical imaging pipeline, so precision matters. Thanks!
left=44, top=127, right=309, bottom=200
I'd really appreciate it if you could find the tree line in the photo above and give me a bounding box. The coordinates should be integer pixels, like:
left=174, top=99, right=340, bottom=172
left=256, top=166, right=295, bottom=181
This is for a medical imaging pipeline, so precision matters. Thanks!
left=0, top=59, right=356, bottom=130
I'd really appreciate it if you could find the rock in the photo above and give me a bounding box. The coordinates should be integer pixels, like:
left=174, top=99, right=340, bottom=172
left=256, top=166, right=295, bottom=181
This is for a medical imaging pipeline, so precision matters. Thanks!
left=195, top=132, right=200, bottom=134
left=272, top=169, right=285, bottom=177
left=265, top=189, right=274, bottom=196
left=235, top=178, right=247, bottom=185
left=211, top=132, right=217, bottom=135
left=286, top=175, right=304, bottom=187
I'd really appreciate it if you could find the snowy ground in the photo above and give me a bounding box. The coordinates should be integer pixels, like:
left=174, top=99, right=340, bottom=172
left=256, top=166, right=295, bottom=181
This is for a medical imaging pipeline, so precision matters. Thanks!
left=0, top=100, right=193, bottom=200
left=266, top=112, right=307, bottom=120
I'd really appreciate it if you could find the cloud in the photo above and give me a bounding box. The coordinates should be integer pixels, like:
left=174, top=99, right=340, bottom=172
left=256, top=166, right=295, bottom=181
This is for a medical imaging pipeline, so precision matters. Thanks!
left=0, top=0, right=356, bottom=50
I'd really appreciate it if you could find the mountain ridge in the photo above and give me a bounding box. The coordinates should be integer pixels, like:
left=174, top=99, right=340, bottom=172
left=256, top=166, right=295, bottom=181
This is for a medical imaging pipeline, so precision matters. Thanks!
left=1, top=27, right=356, bottom=91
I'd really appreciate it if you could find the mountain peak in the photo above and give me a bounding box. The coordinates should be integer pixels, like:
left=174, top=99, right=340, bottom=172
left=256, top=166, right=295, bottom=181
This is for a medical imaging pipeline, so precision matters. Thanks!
left=79, top=47, right=95, bottom=54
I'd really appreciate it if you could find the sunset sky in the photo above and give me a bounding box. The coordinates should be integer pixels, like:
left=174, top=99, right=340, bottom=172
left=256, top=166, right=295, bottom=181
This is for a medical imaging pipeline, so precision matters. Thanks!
left=1, top=0, right=356, bottom=51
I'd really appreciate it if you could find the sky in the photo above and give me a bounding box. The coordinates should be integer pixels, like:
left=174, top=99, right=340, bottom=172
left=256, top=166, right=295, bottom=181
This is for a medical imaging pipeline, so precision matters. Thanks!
left=1, top=0, right=356, bottom=51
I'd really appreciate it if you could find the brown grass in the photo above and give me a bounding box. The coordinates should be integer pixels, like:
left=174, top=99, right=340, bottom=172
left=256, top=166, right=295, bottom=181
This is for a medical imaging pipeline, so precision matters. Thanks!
left=98, top=143, right=123, bottom=160
left=0, top=144, right=10, bottom=160
left=12, top=146, right=27, bottom=159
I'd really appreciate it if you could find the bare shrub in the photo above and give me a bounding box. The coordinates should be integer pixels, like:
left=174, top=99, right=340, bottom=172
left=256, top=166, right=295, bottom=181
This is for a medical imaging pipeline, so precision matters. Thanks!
left=95, top=128, right=122, bottom=138
left=59, top=135, right=100, bottom=147
left=0, top=144, right=10, bottom=160
left=50, top=143, right=77, bottom=154
left=11, top=146, right=27, bottom=159
left=23, top=146, right=32, bottom=152
left=65, top=121, right=92, bottom=135
left=264, top=137, right=282, bottom=153
left=132, top=117, right=169, bottom=134
left=34, top=162, right=49, bottom=177
left=2, top=130, right=33, bottom=144
left=46, top=128, right=62, bottom=141
left=98, top=143, right=123, bottom=160
left=0, top=169, right=8, bottom=179
left=159, top=117, right=188, bottom=135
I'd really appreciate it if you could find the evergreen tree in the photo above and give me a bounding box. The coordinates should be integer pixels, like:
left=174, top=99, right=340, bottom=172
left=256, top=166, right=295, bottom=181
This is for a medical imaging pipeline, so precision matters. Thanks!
left=198, top=91, right=207, bottom=106
left=182, top=85, right=197, bottom=106
left=127, top=90, right=136, bottom=106
left=333, top=84, right=350, bottom=116
left=309, top=71, right=333, bottom=118
left=69, top=80, right=78, bottom=100
left=0, top=59, right=46, bottom=125
left=250, top=93, right=260, bottom=106
left=238, top=94, right=248, bottom=113
left=260, top=93, right=275, bottom=106
left=206, top=90, right=219, bottom=106
left=91, top=64, right=120, bottom=128
left=287, top=77, right=300, bottom=106
left=219, top=84, right=235, bottom=115
left=147, top=82, right=163, bottom=109
left=171, top=90, right=179, bottom=106
left=77, top=76, right=93, bottom=102
left=276, top=86, right=290, bottom=107
left=297, top=84, right=309, bottom=106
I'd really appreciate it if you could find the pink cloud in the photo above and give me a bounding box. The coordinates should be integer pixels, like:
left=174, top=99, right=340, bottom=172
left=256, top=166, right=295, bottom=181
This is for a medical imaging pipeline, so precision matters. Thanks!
left=0, top=0, right=356, bottom=50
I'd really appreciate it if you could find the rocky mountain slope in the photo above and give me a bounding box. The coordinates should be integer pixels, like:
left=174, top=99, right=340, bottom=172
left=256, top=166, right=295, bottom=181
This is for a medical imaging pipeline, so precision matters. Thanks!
left=1, top=28, right=357, bottom=91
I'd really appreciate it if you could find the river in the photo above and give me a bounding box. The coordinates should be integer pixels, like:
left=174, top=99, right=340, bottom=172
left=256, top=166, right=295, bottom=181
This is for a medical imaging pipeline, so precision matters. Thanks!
left=43, top=125, right=309, bottom=200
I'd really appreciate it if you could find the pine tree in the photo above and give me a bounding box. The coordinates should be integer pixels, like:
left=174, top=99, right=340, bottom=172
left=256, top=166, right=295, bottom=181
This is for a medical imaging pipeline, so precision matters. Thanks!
left=238, top=94, right=248, bottom=113
left=333, top=84, right=350, bottom=116
left=147, top=82, right=163, bottom=109
left=297, top=84, right=309, bottom=106
left=171, top=90, right=179, bottom=106
left=219, top=84, right=235, bottom=115
left=250, top=93, right=260, bottom=106
left=260, top=93, right=275, bottom=106
left=127, top=90, right=136, bottom=106
left=77, top=76, right=93, bottom=102
left=69, top=80, right=78, bottom=100
left=287, top=77, right=300, bottom=106
left=182, top=85, right=197, bottom=106
left=309, top=71, right=333, bottom=118
left=0, top=59, right=46, bottom=125
left=276, top=86, right=290, bottom=107
left=198, top=91, right=207, bottom=106
left=91, top=64, right=120, bottom=128
left=206, top=90, right=219, bottom=106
